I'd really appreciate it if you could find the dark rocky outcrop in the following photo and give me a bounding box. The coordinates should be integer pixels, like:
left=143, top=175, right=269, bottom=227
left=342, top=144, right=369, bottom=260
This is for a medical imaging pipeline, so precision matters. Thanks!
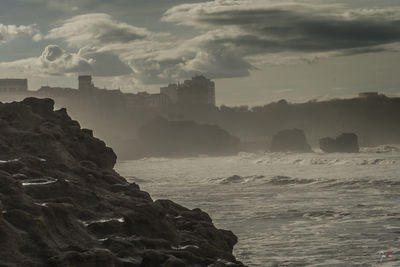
left=270, top=128, right=312, bottom=153
left=319, top=133, right=360, bottom=153
left=133, top=117, right=240, bottom=158
left=0, top=98, right=244, bottom=267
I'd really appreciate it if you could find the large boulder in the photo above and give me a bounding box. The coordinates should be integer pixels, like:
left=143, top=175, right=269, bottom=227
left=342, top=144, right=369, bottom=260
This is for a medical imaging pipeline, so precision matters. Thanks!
left=0, top=98, right=244, bottom=267
left=319, top=133, right=360, bottom=153
left=270, top=128, right=312, bottom=152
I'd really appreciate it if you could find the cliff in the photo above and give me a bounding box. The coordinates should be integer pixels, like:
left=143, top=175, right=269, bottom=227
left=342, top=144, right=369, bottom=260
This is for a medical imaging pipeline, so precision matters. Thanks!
left=213, top=95, right=400, bottom=147
left=0, top=98, right=243, bottom=267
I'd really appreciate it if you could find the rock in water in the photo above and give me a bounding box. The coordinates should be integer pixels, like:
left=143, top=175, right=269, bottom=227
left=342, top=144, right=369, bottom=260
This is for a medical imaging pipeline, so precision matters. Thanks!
left=135, top=116, right=240, bottom=158
left=319, top=133, right=360, bottom=153
left=270, top=128, right=312, bottom=152
left=0, top=98, right=244, bottom=267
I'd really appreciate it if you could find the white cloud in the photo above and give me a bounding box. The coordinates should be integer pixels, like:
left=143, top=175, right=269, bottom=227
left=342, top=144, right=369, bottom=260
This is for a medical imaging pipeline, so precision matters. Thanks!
left=0, top=45, right=93, bottom=76
left=77, top=46, right=132, bottom=76
left=46, top=13, right=150, bottom=47
left=0, top=24, right=42, bottom=44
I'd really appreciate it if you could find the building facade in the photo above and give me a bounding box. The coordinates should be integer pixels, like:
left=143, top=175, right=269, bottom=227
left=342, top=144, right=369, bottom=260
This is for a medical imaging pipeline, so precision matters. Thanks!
left=160, top=84, right=179, bottom=103
left=178, top=75, right=215, bottom=106
left=0, top=79, right=28, bottom=92
left=160, top=75, right=216, bottom=106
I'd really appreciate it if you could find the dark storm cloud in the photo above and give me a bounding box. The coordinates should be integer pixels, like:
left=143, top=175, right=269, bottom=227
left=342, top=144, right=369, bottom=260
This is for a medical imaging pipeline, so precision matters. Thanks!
left=164, top=2, right=400, bottom=54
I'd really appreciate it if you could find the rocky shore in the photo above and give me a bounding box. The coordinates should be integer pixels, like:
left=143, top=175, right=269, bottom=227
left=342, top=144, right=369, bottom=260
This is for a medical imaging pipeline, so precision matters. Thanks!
left=0, top=98, right=244, bottom=267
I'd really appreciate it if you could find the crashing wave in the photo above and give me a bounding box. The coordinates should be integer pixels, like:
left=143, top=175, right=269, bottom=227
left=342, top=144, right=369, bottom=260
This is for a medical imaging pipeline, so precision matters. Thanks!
left=269, top=176, right=315, bottom=185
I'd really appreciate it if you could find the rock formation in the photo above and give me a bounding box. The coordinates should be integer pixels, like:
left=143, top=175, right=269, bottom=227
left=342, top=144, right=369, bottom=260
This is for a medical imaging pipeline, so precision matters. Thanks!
left=0, top=98, right=243, bottom=266
left=270, top=128, right=312, bottom=153
left=134, top=117, right=240, bottom=158
left=319, top=133, right=360, bottom=153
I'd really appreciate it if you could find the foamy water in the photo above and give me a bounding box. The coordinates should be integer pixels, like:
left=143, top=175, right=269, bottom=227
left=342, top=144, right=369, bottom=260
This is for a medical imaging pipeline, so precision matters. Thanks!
left=116, top=146, right=400, bottom=266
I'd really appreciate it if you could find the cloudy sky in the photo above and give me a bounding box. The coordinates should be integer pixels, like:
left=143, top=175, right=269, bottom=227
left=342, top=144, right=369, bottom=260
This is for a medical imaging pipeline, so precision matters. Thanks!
left=0, top=0, right=399, bottom=105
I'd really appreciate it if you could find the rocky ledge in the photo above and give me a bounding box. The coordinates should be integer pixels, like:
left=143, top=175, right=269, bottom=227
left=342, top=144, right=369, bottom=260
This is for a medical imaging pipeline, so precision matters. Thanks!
left=0, top=98, right=244, bottom=267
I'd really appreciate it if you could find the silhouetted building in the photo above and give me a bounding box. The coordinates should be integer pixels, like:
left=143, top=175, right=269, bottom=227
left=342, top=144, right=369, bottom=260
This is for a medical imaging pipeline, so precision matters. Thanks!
left=178, top=75, right=215, bottom=106
left=1, top=75, right=214, bottom=110
left=160, top=75, right=216, bottom=106
left=0, top=79, right=28, bottom=92
left=124, top=93, right=147, bottom=108
left=133, top=92, right=170, bottom=107
left=78, top=75, right=94, bottom=91
left=160, top=84, right=178, bottom=103
left=147, top=93, right=170, bottom=107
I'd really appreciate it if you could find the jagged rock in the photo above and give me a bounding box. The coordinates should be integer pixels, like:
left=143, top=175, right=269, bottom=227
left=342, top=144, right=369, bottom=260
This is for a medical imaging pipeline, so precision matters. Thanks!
left=319, top=133, right=360, bottom=153
left=0, top=98, right=244, bottom=267
left=270, top=128, right=312, bottom=152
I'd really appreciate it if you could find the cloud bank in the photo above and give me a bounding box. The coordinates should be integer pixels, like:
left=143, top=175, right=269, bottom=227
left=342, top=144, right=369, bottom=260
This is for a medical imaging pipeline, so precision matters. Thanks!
left=163, top=1, right=400, bottom=54
left=2, top=1, right=400, bottom=87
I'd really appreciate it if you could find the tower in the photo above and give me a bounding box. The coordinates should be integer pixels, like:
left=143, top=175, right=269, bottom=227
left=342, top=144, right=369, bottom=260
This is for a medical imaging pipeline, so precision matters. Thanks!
left=78, top=75, right=94, bottom=91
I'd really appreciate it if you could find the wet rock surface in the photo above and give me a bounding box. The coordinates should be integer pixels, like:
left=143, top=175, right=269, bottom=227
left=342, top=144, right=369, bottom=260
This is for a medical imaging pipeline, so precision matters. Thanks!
left=270, top=128, right=312, bottom=153
left=0, top=98, right=244, bottom=267
left=319, top=133, right=360, bottom=153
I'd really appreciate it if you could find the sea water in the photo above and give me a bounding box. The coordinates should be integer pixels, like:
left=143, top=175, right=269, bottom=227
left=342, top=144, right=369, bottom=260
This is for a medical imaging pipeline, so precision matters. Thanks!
left=115, top=146, right=400, bottom=266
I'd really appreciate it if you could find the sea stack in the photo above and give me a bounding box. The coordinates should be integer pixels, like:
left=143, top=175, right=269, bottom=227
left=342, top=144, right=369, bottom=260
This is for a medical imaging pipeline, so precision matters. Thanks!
left=0, top=98, right=243, bottom=266
left=319, top=133, right=360, bottom=153
left=270, top=128, right=312, bottom=153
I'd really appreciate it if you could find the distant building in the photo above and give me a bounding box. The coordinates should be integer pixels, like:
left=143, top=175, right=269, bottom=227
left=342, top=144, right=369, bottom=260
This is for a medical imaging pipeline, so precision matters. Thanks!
left=124, top=93, right=146, bottom=108
left=178, top=75, right=215, bottom=106
left=160, top=84, right=178, bottom=103
left=160, top=75, right=216, bottom=106
left=38, top=86, right=76, bottom=96
left=78, top=75, right=94, bottom=91
left=358, top=92, right=379, bottom=99
left=0, top=79, right=28, bottom=92
left=132, top=92, right=170, bottom=107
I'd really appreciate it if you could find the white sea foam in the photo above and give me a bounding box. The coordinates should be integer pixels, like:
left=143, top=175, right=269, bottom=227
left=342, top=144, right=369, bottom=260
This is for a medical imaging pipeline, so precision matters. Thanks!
left=116, top=146, right=400, bottom=266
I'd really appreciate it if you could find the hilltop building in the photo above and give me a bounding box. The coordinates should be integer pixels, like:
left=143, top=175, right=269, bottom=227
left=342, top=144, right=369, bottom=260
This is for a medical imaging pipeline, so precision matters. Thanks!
left=0, top=79, right=28, bottom=93
left=160, top=75, right=216, bottom=106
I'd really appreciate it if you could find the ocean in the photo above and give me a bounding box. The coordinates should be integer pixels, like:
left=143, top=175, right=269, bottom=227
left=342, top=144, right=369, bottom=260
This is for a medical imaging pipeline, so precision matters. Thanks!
left=115, top=146, right=400, bottom=266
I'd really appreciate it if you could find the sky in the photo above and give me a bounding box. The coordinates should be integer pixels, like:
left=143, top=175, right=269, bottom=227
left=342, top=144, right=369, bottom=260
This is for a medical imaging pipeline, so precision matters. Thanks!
left=0, top=0, right=400, bottom=106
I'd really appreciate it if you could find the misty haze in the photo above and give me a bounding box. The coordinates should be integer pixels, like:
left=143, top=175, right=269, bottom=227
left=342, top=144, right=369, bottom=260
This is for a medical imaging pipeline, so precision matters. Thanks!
left=0, top=1, right=400, bottom=266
